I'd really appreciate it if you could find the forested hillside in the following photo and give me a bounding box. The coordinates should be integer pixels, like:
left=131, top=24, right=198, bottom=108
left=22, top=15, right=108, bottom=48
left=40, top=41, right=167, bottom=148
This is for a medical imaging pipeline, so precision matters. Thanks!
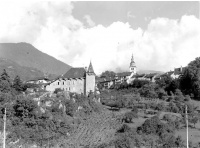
left=0, top=42, right=71, bottom=76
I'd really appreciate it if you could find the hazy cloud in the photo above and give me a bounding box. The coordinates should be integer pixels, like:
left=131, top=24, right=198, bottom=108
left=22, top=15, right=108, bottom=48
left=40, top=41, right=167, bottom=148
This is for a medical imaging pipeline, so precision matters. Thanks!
left=0, top=1, right=199, bottom=75
left=83, top=15, right=96, bottom=27
left=127, top=11, right=136, bottom=19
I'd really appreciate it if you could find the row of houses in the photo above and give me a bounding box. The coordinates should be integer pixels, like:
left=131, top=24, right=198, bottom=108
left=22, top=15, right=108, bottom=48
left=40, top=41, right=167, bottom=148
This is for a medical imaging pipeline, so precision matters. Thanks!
left=97, top=66, right=186, bottom=89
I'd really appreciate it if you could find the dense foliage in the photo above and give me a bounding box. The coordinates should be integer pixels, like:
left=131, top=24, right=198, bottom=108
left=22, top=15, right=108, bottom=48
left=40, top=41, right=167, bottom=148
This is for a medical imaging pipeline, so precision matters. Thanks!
left=1, top=56, right=200, bottom=147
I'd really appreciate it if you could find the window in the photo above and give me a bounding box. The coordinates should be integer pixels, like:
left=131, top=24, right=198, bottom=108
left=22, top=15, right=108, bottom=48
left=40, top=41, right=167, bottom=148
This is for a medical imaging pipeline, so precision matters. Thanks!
left=63, top=82, right=64, bottom=85
left=58, top=82, right=59, bottom=85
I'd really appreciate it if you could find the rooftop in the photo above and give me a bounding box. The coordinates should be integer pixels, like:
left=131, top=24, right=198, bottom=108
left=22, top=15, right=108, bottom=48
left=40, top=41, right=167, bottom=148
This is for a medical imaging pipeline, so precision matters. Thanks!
left=63, top=67, right=86, bottom=79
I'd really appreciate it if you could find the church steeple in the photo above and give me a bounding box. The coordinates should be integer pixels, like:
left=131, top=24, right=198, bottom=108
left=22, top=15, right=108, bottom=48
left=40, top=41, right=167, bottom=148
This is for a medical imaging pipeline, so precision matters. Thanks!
left=87, top=61, right=95, bottom=75
left=129, top=53, right=136, bottom=74
left=131, top=54, right=134, bottom=62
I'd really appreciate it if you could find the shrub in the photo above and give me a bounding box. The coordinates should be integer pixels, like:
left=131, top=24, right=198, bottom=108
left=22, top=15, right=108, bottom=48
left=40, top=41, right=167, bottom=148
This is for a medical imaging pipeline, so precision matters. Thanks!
left=167, top=102, right=179, bottom=113
left=122, top=111, right=138, bottom=123
left=163, top=114, right=171, bottom=122
left=184, top=95, right=191, bottom=102
left=64, top=100, right=76, bottom=116
left=138, top=116, right=161, bottom=135
left=117, top=124, right=131, bottom=133
left=131, top=106, right=138, bottom=114
left=149, top=102, right=157, bottom=110
left=54, top=88, right=62, bottom=94
left=155, top=102, right=165, bottom=111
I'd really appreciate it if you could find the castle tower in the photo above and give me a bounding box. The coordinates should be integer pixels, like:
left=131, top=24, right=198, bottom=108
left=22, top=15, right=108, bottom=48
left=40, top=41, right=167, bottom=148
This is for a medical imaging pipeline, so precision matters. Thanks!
left=129, top=54, right=136, bottom=74
left=85, top=61, right=95, bottom=95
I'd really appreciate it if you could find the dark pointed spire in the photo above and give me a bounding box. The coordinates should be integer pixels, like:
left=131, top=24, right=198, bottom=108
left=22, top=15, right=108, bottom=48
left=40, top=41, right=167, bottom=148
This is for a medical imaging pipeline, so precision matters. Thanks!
left=87, top=61, right=95, bottom=74
left=130, top=53, right=136, bottom=67
left=131, top=53, right=134, bottom=62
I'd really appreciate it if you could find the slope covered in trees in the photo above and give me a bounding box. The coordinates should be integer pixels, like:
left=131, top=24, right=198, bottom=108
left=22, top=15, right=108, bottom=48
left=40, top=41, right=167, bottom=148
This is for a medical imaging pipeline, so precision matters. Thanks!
left=0, top=58, right=47, bottom=81
left=0, top=43, right=71, bottom=76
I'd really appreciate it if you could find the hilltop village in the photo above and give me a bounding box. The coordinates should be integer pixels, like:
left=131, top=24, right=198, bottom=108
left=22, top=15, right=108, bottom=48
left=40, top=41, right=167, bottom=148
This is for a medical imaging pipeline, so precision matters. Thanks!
left=25, top=54, right=186, bottom=94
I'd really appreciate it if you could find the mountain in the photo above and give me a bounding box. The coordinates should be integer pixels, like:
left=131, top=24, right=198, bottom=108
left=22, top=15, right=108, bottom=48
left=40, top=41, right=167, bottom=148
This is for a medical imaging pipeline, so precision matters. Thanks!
left=0, top=42, right=71, bottom=76
left=0, top=58, right=55, bottom=81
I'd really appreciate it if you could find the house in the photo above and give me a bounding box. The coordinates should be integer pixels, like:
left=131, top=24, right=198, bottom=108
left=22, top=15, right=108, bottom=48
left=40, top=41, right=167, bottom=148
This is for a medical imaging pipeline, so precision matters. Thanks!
left=26, top=77, right=50, bottom=84
left=115, top=72, right=132, bottom=84
left=144, top=73, right=159, bottom=82
left=162, top=66, right=187, bottom=79
left=45, top=62, right=95, bottom=95
left=171, top=66, right=186, bottom=79
left=98, top=77, right=115, bottom=89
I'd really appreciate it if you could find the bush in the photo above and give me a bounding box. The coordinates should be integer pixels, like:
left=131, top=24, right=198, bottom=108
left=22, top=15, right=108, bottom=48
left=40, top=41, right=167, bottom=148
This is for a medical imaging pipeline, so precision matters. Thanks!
left=131, top=106, right=138, bottom=114
left=122, top=111, right=138, bottom=123
left=64, top=100, right=76, bottom=116
left=149, top=102, right=157, bottom=110
left=163, top=114, right=171, bottom=122
left=167, top=102, right=179, bottom=113
left=138, top=116, right=161, bottom=135
left=54, top=88, right=62, bottom=94
left=184, top=95, right=191, bottom=102
left=155, top=102, right=165, bottom=111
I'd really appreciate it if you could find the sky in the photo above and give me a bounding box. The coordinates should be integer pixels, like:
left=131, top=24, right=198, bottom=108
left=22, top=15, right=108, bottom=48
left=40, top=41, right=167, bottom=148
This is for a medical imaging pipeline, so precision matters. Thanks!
left=0, top=1, right=200, bottom=74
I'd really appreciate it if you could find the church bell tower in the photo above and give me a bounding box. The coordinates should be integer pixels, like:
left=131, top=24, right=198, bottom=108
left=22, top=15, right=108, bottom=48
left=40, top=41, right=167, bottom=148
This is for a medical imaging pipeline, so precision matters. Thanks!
left=129, top=54, right=136, bottom=74
left=85, top=61, right=95, bottom=95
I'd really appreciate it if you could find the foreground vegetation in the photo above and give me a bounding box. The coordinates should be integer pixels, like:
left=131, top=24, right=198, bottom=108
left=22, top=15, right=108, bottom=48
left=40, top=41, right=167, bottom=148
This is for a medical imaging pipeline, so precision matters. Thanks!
left=1, top=57, right=200, bottom=147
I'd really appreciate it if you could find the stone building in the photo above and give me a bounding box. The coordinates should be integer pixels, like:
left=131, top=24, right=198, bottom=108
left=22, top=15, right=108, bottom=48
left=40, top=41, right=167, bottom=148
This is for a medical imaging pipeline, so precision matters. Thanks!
left=45, top=62, right=95, bottom=95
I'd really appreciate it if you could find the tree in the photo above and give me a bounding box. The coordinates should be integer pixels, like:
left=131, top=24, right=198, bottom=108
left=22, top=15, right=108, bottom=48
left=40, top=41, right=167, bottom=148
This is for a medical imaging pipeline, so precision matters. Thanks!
left=9, top=96, right=71, bottom=147
left=155, top=102, right=165, bottom=111
left=100, top=71, right=116, bottom=79
left=156, top=74, right=172, bottom=89
left=54, top=88, right=62, bottom=94
left=190, top=116, right=198, bottom=128
left=0, top=69, right=12, bottom=93
left=179, top=57, right=200, bottom=98
left=175, top=136, right=184, bottom=147
left=12, top=75, right=24, bottom=93
left=122, top=111, right=138, bottom=123
left=139, top=116, right=161, bottom=135
left=166, top=79, right=179, bottom=94
left=174, top=89, right=185, bottom=102
left=131, top=79, right=149, bottom=88
left=139, top=83, right=158, bottom=98
left=156, top=88, right=167, bottom=100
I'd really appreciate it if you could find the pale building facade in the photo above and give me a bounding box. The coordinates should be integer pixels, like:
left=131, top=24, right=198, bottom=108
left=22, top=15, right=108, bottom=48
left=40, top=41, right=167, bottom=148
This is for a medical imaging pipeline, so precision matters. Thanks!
left=45, top=62, right=95, bottom=95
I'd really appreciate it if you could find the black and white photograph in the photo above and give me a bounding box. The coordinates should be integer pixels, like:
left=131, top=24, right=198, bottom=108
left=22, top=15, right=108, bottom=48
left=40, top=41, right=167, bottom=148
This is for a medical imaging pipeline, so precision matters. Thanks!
left=0, top=1, right=200, bottom=147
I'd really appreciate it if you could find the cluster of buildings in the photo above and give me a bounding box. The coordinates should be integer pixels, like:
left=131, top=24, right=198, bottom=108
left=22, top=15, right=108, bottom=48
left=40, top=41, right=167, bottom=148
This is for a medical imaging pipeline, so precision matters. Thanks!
left=26, top=62, right=95, bottom=95
left=26, top=54, right=186, bottom=93
left=96, top=55, right=186, bottom=89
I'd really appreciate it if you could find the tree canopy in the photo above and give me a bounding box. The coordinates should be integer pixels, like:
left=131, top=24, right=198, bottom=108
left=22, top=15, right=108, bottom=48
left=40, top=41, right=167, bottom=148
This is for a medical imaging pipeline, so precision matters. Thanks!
left=100, top=70, right=116, bottom=79
left=179, top=57, right=200, bottom=98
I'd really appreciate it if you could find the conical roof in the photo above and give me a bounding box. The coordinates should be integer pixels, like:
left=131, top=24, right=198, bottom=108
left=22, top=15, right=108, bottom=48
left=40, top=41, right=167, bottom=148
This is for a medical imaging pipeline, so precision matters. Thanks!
left=87, top=61, right=95, bottom=74
left=130, top=54, right=136, bottom=67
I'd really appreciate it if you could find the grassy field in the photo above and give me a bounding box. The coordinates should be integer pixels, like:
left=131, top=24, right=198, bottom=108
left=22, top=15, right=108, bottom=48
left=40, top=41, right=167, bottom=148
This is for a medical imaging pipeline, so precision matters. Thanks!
left=175, top=127, right=200, bottom=145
